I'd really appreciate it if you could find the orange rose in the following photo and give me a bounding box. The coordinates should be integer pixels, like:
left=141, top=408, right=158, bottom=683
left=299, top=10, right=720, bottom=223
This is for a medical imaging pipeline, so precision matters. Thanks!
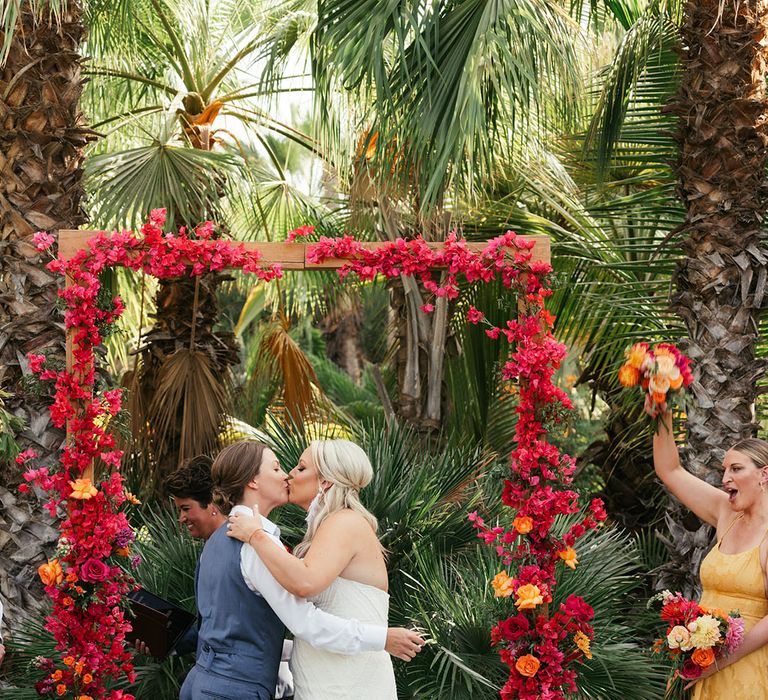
left=618, top=364, right=640, bottom=387
left=559, top=548, right=578, bottom=570
left=51, top=670, right=63, bottom=681
left=692, top=647, right=716, bottom=668
left=669, top=374, right=684, bottom=390
left=515, top=583, right=544, bottom=610
left=62, top=597, right=74, bottom=607
left=652, top=391, right=667, bottom=404
left=491, top=572, right=515, bottom=598
left=69, top=478, right=98, bottom=500
left=56, top=684, right=67, bottom=696
left=116, top=547, right=130, bottom=557
left=38, top=559, right=64, bottom=586
left=78, top=696, right=94, bottom=700
left=515, top=654, right=541, bottom=677
left=82, top=673, right=93, bottom=684
left=513, top=516, right=533, bottom=534
left=63, top=656, right=75, bottom=667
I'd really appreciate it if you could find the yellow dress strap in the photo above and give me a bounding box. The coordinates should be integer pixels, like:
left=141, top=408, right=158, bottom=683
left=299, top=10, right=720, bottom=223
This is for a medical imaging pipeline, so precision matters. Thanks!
left=719, top=514, right=744, bottom=545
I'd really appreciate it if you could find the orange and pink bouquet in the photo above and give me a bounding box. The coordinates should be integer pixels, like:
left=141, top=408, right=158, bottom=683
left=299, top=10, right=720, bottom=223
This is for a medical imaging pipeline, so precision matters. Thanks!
left=618, top=342, right=693, bottom=419
left=650, top=590, right=743, bottom=696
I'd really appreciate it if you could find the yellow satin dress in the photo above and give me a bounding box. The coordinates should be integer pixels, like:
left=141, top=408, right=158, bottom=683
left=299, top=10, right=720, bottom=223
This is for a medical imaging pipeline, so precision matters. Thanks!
left=693, top=518, right=768, bottom=700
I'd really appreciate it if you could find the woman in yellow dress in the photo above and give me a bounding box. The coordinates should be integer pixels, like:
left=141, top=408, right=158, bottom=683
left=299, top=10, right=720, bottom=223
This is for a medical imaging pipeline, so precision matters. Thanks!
left=654, top=411, right=768, bottom=698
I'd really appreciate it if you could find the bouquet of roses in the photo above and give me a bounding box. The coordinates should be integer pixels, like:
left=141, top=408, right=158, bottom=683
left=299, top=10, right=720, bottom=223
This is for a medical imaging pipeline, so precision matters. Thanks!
left=618, top=342, right=693, bottom=420
left=650, top=590, right=743, bottom=695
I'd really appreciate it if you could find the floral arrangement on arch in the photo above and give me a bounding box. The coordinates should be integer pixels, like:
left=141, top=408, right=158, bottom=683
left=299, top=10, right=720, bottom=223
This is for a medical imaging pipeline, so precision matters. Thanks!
left=21, top=211, right=281, bottom=699
left=305, top=231, right=608, bottom=699
left=22, top=212, right=604, bottom=698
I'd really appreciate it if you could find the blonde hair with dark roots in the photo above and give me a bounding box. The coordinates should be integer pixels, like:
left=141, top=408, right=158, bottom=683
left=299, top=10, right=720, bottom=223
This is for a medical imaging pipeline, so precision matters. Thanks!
left=293, top=440, right=381, bottom=558
left=730, top=438, right=768, bottom=470
left=211, top=441, right=268, bottom=515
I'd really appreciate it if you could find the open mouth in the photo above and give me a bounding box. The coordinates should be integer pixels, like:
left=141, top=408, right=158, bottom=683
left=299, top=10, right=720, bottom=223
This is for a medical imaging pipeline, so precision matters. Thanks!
left=724, top=486, right=738, bottom=502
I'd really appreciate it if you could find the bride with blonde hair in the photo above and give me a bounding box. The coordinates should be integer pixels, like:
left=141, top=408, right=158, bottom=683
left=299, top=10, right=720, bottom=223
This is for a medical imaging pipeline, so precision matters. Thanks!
left=227, top=439, right=408, bottom=700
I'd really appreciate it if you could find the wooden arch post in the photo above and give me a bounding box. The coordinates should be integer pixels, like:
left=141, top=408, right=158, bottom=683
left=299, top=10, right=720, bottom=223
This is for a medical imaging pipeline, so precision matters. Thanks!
left=58, top=231, right=551, bottom=480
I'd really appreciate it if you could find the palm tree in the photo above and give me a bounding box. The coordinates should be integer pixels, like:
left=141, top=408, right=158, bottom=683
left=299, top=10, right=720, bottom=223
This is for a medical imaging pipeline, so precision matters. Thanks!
left=0, top=0, right=93, bottom=624
left=310, top=0, right=586, bottom=430
left=82, top=0, right=320, bottom=482
left=666, top=0, right=768, bottom=471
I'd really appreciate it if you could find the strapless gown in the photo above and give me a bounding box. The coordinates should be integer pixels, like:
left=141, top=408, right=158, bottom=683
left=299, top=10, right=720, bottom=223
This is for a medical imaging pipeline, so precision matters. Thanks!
left=693, top=537, right=768, bottom=699
left=291, top=577, right=397, bottom=699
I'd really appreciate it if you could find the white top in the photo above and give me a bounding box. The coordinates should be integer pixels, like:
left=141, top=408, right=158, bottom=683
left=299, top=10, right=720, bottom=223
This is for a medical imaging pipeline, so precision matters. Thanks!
left=232, top=505, right=387, bottom=655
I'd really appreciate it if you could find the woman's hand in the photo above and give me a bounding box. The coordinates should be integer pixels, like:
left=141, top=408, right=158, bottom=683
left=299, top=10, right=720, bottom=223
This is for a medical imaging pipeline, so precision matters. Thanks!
left=683, top=663, right=719, bottom=691
left=227, top=505, right=264, bottom=545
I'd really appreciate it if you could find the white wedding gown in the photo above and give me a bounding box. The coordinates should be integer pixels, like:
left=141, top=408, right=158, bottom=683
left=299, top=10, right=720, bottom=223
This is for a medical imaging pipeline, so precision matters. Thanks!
left=291, top=576, right=397, bottom=699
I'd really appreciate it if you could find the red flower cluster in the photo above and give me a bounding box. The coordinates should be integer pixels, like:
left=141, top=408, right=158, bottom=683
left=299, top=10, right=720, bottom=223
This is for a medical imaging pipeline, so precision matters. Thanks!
left=308, top=229, right=607, bottom=698
left=25, top=210, right=282, bottom=699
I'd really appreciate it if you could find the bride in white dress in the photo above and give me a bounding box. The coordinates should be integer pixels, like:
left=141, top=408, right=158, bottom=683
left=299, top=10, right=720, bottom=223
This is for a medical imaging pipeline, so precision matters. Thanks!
left=227, top=439, right=406, bottom=700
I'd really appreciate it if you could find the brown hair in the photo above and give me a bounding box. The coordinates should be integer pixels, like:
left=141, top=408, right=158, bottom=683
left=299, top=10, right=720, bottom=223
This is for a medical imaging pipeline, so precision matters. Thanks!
left=211, top=441, right=268, bottom=515
left=165, top=455, right=214, bottom=507
left=730, top=438, right=768, bottom=470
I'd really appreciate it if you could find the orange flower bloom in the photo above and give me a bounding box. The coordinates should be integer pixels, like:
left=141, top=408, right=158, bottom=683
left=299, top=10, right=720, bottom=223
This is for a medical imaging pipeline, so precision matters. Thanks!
left=515, top=583, right=544, bottom=610
left=66, top=572, right=78, bottom=583
left=692, top=647, right=716, bottom=668
left=515, top=654, right=541, bottom=677
left=38, top=559, right=64, bottom=586
left=574, top=630, right=593, bottom=659
left=56, top=684, right=67, bottom=696
left=491, top=571, right=515, bottom=598
left=78, top=696, right=94, bottom=700
left=82, top=673, right=93, bottom=684
left=116, top=547, right=130, bottom=557
left=69, top=478, right=98, bottom=500
left=618, top=364, right=640, bottom=387
left=559, top=548, right=578, bottom=570
left=63, top=656, right=75, bottom=666
left=74, top=661, right=85, bottom=675
left=669, top=374, right=684, bottom=390
left=124, top=490, right=141, bottom=505
left=51, top=670, right=63, bottom=681
left=513, top=516, right=533, bottom=535
left=626, top=343, right=650, bottom=369
left=62, top=597, right=74, bottom=607
left=652, top=391, right=667, bottom=404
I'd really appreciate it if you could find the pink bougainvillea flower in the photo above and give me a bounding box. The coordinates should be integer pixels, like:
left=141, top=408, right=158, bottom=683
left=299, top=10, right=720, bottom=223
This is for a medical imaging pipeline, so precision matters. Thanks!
left=32, top=231, right=55, bottom=251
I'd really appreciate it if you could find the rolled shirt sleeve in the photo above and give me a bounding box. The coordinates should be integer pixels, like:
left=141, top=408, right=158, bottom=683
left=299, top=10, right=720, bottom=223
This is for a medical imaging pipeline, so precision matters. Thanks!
left=239, top=533, right=387, bottom=655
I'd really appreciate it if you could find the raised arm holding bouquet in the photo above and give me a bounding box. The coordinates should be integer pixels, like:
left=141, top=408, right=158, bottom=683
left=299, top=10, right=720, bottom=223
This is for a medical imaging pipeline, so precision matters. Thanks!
left=653, top=410, right=768, bottom=698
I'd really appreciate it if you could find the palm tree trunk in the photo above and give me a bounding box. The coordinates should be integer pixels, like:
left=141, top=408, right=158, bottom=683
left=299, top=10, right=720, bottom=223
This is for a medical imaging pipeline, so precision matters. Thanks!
left=0, top=0, right=92, bottom=624
left=663, top=0, right=768, bottom=589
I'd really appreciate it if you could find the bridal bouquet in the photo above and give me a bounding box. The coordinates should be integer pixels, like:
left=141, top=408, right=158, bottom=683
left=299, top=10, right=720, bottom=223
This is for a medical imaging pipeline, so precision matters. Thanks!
left=618, top=342, right=693, bottom=420
left=651, top=590, right=743, bottom=693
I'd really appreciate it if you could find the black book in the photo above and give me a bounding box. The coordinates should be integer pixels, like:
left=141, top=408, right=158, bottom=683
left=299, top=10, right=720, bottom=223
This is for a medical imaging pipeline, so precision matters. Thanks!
left=125, top=588, right=196, bottom=659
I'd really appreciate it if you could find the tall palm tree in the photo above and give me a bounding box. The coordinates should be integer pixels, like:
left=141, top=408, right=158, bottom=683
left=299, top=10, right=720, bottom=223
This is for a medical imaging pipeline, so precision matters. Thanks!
left=311, top=0, right=586, bottom=430
left=0, top=0, right=93, bottom=624
left=83, top=0, right=319, bottom=481
left=667, top=0, right=768, bottom=472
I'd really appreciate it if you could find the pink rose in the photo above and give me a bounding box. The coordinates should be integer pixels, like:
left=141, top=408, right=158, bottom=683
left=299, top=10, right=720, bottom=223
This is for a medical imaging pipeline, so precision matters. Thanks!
left=79, top=558, right=110, bottom=583
left=681, top=658, right=702, bottom=680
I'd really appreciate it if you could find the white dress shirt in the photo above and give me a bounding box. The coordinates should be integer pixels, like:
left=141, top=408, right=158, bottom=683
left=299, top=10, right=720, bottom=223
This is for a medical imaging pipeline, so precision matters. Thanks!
left=231, top=505, right=387, bottom=654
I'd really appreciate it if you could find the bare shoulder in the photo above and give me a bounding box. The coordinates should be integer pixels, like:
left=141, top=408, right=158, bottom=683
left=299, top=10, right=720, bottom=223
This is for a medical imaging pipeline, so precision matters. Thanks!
left=317, top=509, right=373, bottom=535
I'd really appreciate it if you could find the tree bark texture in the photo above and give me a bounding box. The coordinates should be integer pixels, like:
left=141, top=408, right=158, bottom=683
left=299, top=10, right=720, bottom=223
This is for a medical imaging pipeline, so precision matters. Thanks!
left=663, top=0, right=768, bottom=590
left=0, top=0, right=92, bottom=624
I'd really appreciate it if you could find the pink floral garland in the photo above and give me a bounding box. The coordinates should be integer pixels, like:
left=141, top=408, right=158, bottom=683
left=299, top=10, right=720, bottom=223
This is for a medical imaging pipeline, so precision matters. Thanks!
left=20, top=212, right=605, bottom=699
left=306, top=229, right=607, bottom=699
left=20, top=210, right=281, bottom=700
